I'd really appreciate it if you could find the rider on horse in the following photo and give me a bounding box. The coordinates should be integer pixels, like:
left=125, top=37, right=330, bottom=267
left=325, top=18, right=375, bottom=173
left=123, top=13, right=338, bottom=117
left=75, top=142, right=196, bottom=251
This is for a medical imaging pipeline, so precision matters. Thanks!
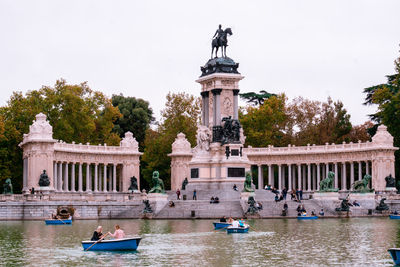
left=213, top=24, right=224, bottom=45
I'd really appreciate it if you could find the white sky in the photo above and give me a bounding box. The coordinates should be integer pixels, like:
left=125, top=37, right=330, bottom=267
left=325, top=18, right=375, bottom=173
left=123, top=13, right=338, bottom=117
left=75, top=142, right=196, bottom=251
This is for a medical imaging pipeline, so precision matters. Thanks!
left=0, top=0, right=399, bottom=125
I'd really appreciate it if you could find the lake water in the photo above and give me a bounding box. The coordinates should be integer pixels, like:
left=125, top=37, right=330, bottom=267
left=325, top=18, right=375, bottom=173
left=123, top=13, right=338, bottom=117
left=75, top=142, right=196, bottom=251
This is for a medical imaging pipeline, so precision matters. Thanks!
left=0, top=218, right=398, bottom=266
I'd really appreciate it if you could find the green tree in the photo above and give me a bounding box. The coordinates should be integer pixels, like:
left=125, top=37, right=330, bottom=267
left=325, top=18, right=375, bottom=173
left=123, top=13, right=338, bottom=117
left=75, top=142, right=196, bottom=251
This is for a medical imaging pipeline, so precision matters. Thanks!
left=0, top=79, right=122, bottom=192
left=141, top=92, right=201, bottom=190
left=111, top=94, right=154, bottom=150
left=239, top=90, right=276, bottom=106
left=363, top=47, right=400, bottom=178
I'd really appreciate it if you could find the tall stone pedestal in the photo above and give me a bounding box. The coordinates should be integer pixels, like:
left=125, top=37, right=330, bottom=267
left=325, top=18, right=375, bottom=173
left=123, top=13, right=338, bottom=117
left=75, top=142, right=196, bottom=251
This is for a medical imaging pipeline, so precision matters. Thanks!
left=147, top=193, right=169, bottom=215
left=313, top=192, right=340, bottom=200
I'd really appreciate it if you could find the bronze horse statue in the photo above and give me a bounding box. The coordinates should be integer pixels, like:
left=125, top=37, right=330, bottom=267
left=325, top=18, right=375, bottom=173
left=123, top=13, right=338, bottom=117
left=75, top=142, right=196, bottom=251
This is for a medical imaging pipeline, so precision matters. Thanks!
left=211, top=28, right=232, bottom=58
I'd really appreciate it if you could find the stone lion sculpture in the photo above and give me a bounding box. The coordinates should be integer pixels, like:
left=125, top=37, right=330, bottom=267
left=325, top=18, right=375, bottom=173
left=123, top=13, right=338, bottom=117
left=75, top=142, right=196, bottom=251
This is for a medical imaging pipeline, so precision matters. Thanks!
left=319, top=171, right=338, bottom=192
left=242, top=171, right=255, bottom=192
left=352, top=174, right=373, bottom=193
left=149, top=171, right=165, bottom=194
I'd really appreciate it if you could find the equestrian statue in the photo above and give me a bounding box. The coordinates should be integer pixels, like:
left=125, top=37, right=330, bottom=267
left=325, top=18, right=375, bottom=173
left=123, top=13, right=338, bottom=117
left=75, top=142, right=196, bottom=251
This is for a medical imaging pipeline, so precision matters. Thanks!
left=211, top=24, right=233, bottom=58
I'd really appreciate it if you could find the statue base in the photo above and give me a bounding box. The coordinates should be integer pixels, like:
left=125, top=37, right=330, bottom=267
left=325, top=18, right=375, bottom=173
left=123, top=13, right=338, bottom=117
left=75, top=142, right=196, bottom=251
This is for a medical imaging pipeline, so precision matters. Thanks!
left=36, top=186, right=55, bottom=194
left=375, top=210, right=390, bottom=215
left=336, top=210, right=352, bottom=217
left=147, top=193, right=168, bottom=215
left=240, top=192, right=255, bottom=201
left=313, top=192, right=340, bottom=200
left=348, top=192, right=375, bottom=200
left=383, top=187, right=397, bottom=194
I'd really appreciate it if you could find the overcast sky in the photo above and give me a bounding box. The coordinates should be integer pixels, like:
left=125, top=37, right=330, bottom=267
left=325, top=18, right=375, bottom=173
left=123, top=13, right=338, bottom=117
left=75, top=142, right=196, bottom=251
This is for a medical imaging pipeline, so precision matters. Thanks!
left=1, top=0, right=399, bottom=125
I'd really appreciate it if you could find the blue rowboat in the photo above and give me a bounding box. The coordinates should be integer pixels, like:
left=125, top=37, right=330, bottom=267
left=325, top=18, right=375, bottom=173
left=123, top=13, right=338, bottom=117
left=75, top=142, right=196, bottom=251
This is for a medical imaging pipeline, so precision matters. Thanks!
left=390, top=214, right=400, bottom=219
left=226, top=226, right=249, bottom=234
left=45, top=219, right=72, bottom=225
left=82, top=237, right=141, bottom=251
left=213, top=222, right=231, bottom=230
left=297, top=216, right=318, bottom=220
left=388, top=248, right=400, bottom=265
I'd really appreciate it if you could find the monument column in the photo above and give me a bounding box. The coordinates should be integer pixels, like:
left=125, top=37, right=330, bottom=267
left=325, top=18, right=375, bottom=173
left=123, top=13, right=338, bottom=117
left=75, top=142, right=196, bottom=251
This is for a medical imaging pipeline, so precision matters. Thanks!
left=58, top=162, right=62, bottom=191
left=326, top=163, right=329, bottom=179
left=64, top=163, right=69, bottom=192
left=350, top=162, right=354, bottom=187
left=94, top=163, right=98, bottom=192
left=302, top=165, right=306, bottom=190
left=86, top=163, right=91, bottom=192
left=307, top=163, right=311, bottom=191
left=53, top=162, right=58, bottom=191
left=366, top=161, right=370, bottom=175
left=288, top=164, right=292, bottom=191
left=103, top=164, right=107, bottom=192
left=342, top=162, right=347, bottom=190
left=78, top=163, right=83, bottom=192
left=201, top=91, right=209, bottom=126
left=268, top=165, right=273, bottom=188
left=113, top=164, right=117, bottom=192
left=71, top=163, right=75, bottom=192
left=233, top=89, right=239, bottom=120
left=297, top=164, right=302, bottom=190
left=212, top=89, right=222, bottom=126
left=278, top=164, right=282, bottom=190
left=334, top=162, right=338, bottom=188
left=358, top=161, right=362, bottom=180
left=257, top=165, right=263, bottom=190
left=317, top=163, right=320, bottom=191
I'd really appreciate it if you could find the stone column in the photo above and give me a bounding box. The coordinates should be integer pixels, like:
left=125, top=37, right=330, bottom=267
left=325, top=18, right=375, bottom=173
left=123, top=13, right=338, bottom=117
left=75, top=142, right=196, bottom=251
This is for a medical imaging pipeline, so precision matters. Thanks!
left=78, top=163, right=83, bottom=192
left=334, top=162, right=338, bottom=188
left=342, top=162, right=347, bottom=190
left=278, top=165, right=282, bottom=190
left=326, top=163, right=329, bottom=179
left=86, top=163, right=91, bottom=192
left=288, top=164, right=292, bottom=191
left=307, top=164, right=311, bottom=191
left=268, top=165, right=273, bottom=188
left=58, top=162, right=62, bottom=191
left=282, top=165, right=286, bottom=188
left=358, top=161, right=362, bottom=181
left=297, top=164, right=302, bottom=190
left=103, top=164, right=107, bottom=192
left=366, top=161, right=370, bottom=175
left=113, top=164, right=117, bottom=192
left=212, top=89, right=222, bottom=126
left=53, top=162, right=58, bottom=191
left=201, top=91, right=209, bottom=126
left=317, top=163, right=321, bottom=191
left=257, top=165, right=263, bottom=190
left=302, top=165, right=306, bottom=190
left=108, top=166, right=112, bottom=191
left=64, top=163, right=69, bottom=192
left=94, top=163, right=98, bottom=192
left=350, top=162, right=354, bottom=188
left=233, top=89, right=239, bottom=120
left=71, top=163, right=75, bottom=192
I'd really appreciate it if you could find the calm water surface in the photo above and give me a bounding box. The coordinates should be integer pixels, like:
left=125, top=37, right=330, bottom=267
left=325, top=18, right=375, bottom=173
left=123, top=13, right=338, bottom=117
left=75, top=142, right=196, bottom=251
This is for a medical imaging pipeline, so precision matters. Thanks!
left=0, top=218, right=399, bottom=266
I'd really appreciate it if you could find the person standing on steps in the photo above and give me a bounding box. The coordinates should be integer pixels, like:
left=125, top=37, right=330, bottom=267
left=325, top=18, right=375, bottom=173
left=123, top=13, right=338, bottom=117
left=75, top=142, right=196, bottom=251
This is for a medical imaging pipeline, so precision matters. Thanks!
left=193, top=189, right=197, bottom=200
left=176, top=189, right=180, bottom=200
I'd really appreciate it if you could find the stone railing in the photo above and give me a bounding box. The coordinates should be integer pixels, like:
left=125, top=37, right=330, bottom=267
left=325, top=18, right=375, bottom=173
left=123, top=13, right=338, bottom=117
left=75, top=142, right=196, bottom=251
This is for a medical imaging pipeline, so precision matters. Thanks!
left=54, top=141, right=141, bottom=155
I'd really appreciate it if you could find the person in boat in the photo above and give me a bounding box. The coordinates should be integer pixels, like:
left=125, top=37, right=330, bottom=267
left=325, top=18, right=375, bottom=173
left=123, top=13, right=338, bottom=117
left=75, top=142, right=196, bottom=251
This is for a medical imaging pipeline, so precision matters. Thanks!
left=91, top=226, right=104, bottom=241
left=238, top=219, right=245, bottom=228
left=319, top=209, right=325, bottom=216
left=220, top=216, right=227, bottom=222
left=231, top=219, right=239, bottom=228
left=228, top=217, right=234, bottom=223
left=108, top=225, right=125, bottom=240
left=394, top=210, right=399, bottom=215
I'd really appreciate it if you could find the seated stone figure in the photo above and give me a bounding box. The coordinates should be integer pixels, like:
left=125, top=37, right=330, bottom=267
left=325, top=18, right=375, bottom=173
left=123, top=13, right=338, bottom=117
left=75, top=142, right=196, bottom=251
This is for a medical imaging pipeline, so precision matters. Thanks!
left=181, top=177, right=188, bottom=190
left=3, top=178, right=13, bottom=194
left=385, top=174, right=396, bottom=188
left=149, top=171, right=165, bottom=194
left=242, top=171, right=255, bottom=192
left=335, top=196, right=350, bottom=212
left=352, top=174, right=373, bottom=193
left=38, top=170, right=50, bottom=187
left=319, top=171, right=338, bottom=192
left=376, top=197, right=389, bottom=211
left=246, top=196, right=258, bottom=215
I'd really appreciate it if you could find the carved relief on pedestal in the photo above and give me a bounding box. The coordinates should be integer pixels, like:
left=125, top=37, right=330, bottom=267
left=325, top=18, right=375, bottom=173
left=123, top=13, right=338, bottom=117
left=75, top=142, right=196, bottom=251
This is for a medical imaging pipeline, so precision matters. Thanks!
left=194, top=125, right=211, bottom=154
left=209, top=94, right=214, bottom=126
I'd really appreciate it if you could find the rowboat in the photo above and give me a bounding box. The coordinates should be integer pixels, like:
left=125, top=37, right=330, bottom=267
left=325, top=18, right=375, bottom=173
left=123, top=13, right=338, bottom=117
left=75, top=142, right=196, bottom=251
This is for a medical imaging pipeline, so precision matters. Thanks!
left=297, top=216, right=318, bottom=220
left=82, top=237, right=142, bottom=251
left=389, top=214, right=400, bottom=219
left=213, top=222, right=231, bottom=230
left=226, top=225, right=249, bottom=234
left=388, top=248, right=400, bottom=265
left=45, top=219, right=72, bottom=225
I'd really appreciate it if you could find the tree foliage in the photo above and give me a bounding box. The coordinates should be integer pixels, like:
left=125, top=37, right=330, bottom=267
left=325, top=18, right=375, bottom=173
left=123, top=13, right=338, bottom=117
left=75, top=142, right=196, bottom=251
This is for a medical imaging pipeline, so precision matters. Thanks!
left=141, top=92, right=201, bottom=190
left=239, top=90, right=276, bottom=106
left=0, top=79, right=122, bottom=192
left=363, top=47, right=400, bottom=178
left=111, top=94, right=154, bottom=151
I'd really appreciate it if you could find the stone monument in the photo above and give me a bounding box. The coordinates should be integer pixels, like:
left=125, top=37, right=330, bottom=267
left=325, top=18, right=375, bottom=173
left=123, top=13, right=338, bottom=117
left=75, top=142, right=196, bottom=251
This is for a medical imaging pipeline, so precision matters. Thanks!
left=38, top=170, right=50, bottom=187
left=314, top=171, right=339, bottom=200
left=128, top=176, right=139, bottom=192
left=2, top=178, right=13, bottom=194
left=147, top=171, right=168, bottom=213
left=173, top=25, right=251, bottom=192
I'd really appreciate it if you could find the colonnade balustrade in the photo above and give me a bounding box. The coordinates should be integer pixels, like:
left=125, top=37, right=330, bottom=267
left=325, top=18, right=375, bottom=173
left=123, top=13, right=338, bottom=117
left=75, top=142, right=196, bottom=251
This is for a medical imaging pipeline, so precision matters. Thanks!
left=255, top=161, right=372, bottom=192
left=53, top=161, right=120, bottom=193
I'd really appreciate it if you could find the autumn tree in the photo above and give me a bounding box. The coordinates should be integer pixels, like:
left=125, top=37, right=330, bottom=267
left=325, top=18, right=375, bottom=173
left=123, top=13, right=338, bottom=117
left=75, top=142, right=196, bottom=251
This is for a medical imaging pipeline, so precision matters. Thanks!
left=111, top=94, right=154, bottom=151
left=0, top=79, right=122, bottom=192
left=141, top=92, right=201, bottom=190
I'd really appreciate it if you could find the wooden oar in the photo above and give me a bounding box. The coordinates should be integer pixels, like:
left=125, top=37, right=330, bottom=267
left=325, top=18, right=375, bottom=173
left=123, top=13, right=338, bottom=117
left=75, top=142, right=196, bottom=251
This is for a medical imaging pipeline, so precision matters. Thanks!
left=85, top=232, right=109, bottom=251
left=56, top=216, right=66, bottom=224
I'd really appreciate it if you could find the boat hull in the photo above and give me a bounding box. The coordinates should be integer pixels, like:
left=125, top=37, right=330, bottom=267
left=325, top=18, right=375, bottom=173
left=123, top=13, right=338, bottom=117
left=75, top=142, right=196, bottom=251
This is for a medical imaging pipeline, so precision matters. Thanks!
left=213, top=222, right=231, bottom=230
left=388, top=248, right=400, bottom=265
left=227, top=226, right=249, bottom=234
left=45, top=219, right=72, bottom=225
left=297, top=216, right=318, bottom=220
left=82, top=237, right=141, bottom=251
left=390, top=215, right=400, bottom=219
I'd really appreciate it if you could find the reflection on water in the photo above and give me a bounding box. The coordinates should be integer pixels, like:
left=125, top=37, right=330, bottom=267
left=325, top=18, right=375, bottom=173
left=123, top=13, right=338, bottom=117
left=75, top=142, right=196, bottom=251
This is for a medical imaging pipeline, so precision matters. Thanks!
left=0, top=218, right=398, bottom=266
